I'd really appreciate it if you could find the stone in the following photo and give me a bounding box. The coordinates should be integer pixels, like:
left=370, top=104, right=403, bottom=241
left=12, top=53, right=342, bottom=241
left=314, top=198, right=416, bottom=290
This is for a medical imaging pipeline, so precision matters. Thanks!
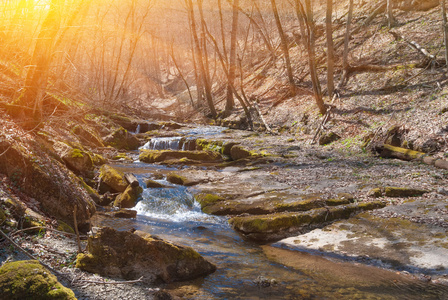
left=104, top=127, right=140, bottom=150
left=318, top=132, right=341, bottom=146
left=76, top=227, right=216, bottom=283
left=113, top=185, right=143, bottom=208
left=99, top=164, right=128, bottom=193
left=0, top=260, right=76, bottom=300
left=0, top=141, right=95, bottom=233
left=146, top=179, right=166, bottom=188
left=53, top=142, right=94, bottom=178
left=384, top=187, right=428, bottom=197
left=139, top=150, right=222, bottom=164
left=229, top=201, right=386, bottom=242
left=71, top=125, right=105, bottom=148
left=229, top=145, right=252, bottom=160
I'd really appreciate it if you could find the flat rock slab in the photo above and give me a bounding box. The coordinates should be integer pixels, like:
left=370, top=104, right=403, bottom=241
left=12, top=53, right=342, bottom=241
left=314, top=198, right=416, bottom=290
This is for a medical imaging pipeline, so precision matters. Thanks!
left=274, top=210, right=448, bottom=276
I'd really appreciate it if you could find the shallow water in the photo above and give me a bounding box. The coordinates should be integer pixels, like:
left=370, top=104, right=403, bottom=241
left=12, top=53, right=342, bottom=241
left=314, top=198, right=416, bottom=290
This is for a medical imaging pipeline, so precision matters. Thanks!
left=96, top=162, right=448, bottom=299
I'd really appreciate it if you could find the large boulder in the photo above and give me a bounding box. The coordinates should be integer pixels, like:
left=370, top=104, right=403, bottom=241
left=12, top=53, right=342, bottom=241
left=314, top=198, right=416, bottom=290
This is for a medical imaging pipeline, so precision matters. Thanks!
left=0, top=260, right=76, bottom=300
left=53, top=142, right=94, bottom=178
left=104, top=127, right=140, bottom=150
left=0, top=139, right=95, bottom=233
left=76, top=227, right=216, bottom=283
left=99, top=164, right=128, bottom=193
left=139, top=150, right=222, bottom=164
left=113, top=185, right=143, bottom=208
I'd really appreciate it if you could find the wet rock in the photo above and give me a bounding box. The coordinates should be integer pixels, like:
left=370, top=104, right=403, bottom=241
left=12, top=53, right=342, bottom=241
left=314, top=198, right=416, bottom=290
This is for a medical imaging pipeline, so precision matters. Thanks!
left=53, top=142, right=94, bottom=178
left=104, top=127, right=140, bottom=150
left=229, top=145, right=252, bottom=160
left=318, top=132, right=341, bottom=145
left=76, top=227, right=216, bottom=283
left=139, top=150, right=222, bottom=164
left=146, top=179, right=166, bottom=188
left=99, top=164, right=128, bottom=193
left=0, top=260, right=76, bottom=300
left=113, top=185, right=143, bottom=208
left=98, top=191, right=118, bottom=206
left=229, top=201, right=386, bottom=242
left=103, top=209, right=137, bottom=219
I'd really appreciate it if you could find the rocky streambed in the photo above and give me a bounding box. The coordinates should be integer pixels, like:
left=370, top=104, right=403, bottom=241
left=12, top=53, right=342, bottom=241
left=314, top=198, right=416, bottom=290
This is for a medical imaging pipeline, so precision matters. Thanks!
left=2, top=118, right=448, bottom=299
left=90, top=123, right=448, bottom=298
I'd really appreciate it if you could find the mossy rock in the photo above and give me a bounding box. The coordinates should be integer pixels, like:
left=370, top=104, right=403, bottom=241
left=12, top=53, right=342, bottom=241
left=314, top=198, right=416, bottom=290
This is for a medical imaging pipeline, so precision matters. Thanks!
left=57, top=220, right=75, bottom=234
left=384, top=187, right=428, bottom=197
left=319, top=132, right=341, bottom=145
left=3, top=197, right=26, bottom=220
left=103, top=127, right=140, bottom=150
left=195, top=193, right=226, bottom=210
left=222, top=142, right=238, bottom=156
left=91, top=153, right=107, bottom=166
left=71, top=125, right=105, bottom=148
left=195, top=139, right=223, bottom=153
left=78, top=177, right=101, bottom=204
left=113, top=185, right=143, bottom=208
left=139, top=150, right=222, bottom=164
left=0, top=260, right=76, bottom=300
left=99, top=164, right=128, bottom=193
left=145, top=179, right=166, bottom=188
left=0, top=208, right=6, bottom=224
left=112, top=153, right=133, bottom=162
left=76, top=227, right=216, bottom=283
left=229, top=145, right=252, bottom=160
left=368, top=188, right=383, bottom=198
left=166, top=173, right=186, bottom=185
left=229, top=201, right=386, bottom=242
left=53, top=142, right=94, bottom=178
left=107, top=209, right=137, bottom=218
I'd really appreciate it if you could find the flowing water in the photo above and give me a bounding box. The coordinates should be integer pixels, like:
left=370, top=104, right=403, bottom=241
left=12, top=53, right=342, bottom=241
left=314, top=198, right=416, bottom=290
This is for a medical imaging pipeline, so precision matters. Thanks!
left=96, top=128, right=448, bottom=299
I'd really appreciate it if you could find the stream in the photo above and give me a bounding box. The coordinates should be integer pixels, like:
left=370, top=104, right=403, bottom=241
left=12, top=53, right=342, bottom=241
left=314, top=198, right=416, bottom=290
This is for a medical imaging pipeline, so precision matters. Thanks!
left=96, top=127, right=448, bottom=299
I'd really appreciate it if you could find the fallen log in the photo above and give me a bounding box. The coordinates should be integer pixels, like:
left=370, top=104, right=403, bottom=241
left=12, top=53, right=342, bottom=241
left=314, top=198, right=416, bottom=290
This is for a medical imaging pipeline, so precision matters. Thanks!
left=379, top=144, right=448, bottom=170
left=124, top=173, right=139, bottom=188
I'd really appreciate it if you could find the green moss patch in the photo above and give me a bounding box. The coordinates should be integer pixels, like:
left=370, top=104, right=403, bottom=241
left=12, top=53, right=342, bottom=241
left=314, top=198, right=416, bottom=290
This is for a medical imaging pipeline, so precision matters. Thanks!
left=0, top=260, right=76, bottom=300
left=139, top=150, right=222, bottom=164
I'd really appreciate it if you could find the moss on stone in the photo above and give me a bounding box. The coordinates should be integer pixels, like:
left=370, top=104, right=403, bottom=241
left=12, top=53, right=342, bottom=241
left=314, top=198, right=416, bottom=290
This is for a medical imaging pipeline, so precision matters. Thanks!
left=229, top=201, right=386, bottom=242
left=166, top=173, right=188, bottom=185
left=139, top=150, right=222, bottom=164
left=145, top=179, right=166, bottom=188
left=0, top=208, right=6, bottom=224
left=92, top=153, right=106, bottom=166
left=195, top=193, right=226, bottom=210
left=113, top=185, right=143, bottom=208
left=0, top=260, right=76, bottom=300
left=70, top=148, right=84, bottom=158
left=99, top=164, right=128, bottom=193
left=57, top=220, right=75, bottom=234
left=369, top=188, right=383, bottom=198
left=384, top=187, right=428, bottom=197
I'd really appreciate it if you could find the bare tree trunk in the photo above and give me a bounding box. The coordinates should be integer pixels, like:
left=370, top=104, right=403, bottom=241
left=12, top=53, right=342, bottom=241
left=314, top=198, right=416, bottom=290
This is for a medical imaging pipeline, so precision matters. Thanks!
left=387, top=0, right=395, bottom=28
left=442, top=0, right=448, bottom=68
left=226, top=0, right=240, bottom=112
left=339, top=0, right=354, bottom=88
left=197, top=0, right=217, bottom=117
left=270, top=0, right=296, bottom=96
left=17, top=0, right=62, bottom=129
left=296, top=0, right=326, bottom=115
left=326, top=0, right=335, bottom=97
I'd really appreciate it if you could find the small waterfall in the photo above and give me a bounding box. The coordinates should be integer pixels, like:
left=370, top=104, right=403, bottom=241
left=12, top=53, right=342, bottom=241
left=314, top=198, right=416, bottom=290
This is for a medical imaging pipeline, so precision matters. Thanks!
left=140, top=137, right=196, bottom=151
left=135, top=124, right=141, bottom=134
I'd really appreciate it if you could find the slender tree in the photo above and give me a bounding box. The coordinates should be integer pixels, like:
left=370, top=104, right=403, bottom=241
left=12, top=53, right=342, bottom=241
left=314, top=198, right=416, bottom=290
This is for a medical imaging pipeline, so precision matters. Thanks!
left=17, top=0, right=63, bottom=129
left=270, top=0, right=296, bottom=96
left=226, top=0, right=240, bottom=112
left=295, top=0, right=326, bottom=115
left=442, top=0, right=448, bottom=68
left=326, top=0, right=335, bottom=98
left=339, top=0, right=354, bottom=88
